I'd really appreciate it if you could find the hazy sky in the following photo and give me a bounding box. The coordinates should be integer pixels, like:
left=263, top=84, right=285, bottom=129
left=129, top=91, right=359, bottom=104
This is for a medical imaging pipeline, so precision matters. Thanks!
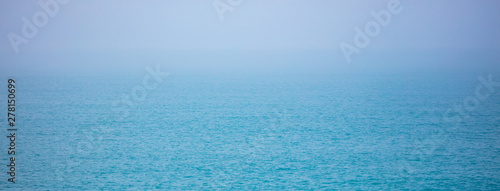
left=1, top=0, right=499, bottom=76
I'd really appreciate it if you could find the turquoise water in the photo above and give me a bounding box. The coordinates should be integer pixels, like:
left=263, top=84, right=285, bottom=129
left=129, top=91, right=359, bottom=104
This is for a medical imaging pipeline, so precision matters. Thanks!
left=2, top=73, right=500, bottom=190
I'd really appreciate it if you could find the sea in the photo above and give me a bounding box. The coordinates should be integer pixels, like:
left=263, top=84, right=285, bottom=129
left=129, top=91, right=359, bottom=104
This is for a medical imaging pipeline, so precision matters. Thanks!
left=2, top=72, right=500, bottom=190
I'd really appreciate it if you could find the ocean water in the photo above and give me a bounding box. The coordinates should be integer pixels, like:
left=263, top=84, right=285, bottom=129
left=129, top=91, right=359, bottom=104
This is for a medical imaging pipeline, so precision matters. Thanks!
left=2, top=73, right=500, bottom=190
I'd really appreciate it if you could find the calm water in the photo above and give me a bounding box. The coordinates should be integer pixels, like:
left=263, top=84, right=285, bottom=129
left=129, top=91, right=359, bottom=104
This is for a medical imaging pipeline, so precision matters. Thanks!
left=2, top=73, right=500, bottom=190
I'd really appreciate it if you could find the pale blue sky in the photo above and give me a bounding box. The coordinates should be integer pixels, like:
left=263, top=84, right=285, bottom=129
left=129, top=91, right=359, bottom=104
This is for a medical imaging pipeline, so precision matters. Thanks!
left=1, top=0, right=499, bottom=75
